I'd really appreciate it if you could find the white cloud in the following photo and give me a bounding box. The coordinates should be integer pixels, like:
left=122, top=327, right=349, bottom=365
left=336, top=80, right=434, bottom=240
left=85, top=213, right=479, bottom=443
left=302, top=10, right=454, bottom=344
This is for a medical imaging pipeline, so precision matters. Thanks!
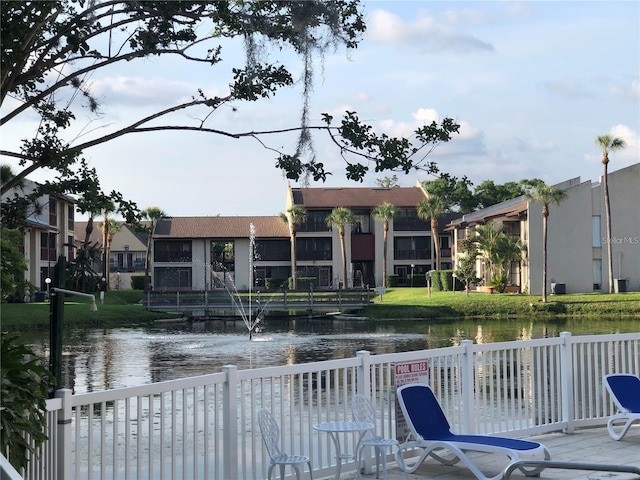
left=366, top=9, right=494, bottom=54
left=90, top=76, right=216, bottom=106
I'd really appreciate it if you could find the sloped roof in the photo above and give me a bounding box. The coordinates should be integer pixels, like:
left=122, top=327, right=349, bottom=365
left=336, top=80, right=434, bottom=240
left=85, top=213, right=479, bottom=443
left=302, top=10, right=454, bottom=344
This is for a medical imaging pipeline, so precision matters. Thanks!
left=154, top=216, right=289, bottom=239
left=292, top=187, right=426, bottom=208
left=446, top=197, right=528, bottom=230
left=75, top=221, right=150, bottom=246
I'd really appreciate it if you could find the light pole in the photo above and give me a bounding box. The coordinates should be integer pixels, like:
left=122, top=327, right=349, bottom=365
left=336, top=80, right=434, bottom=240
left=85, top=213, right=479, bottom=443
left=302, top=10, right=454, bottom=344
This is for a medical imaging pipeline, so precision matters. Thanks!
left=45, top=277, right=51, bottom=300
left=410, top=264, right=415, bottom=288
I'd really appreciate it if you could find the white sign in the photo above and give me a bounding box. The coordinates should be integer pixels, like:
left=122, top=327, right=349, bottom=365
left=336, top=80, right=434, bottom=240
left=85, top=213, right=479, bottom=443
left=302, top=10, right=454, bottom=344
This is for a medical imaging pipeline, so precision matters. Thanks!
left=394, top=360, right=429, bottom=442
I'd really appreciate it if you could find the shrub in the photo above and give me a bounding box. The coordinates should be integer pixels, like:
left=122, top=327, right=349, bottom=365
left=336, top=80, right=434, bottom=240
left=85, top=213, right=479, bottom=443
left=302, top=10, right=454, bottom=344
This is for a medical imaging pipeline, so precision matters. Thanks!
left=265, top=277, right=287, bottom=290
left=430, top=272, right=443, bottom=291
left=295, top=277, right=317, bottom=291
left=0, top=333, right=53, bottom=472
left=387, top=274, right=400, bottom=287
left=131, top=275, right=147, bottom=290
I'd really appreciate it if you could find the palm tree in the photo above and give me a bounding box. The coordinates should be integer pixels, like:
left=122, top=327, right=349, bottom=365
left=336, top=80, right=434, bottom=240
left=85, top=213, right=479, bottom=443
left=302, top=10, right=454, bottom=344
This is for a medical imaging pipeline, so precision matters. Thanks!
left=141, top=206, right=167, bottom=292
left=473, top=221, right=503, bottom=282
left=525, top=183, right=567, bottom=302
left=99, top=217, right=121, bottom=290
left=417, top=195, right=446, bottom=271
left=371, top=202, right=396, bottom=288
left=279, top=205, right=306, bottom=290
left=595, top=134, right=627, bottom=293
left=325, top=207, right=357, bottom=289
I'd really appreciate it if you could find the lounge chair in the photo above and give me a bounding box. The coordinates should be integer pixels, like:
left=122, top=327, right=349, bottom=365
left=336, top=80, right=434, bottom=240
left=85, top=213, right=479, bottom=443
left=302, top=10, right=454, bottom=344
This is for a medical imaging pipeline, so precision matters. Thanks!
left=603, top=373, right=640, bottom=441
left=395, top=383, right=551, bottom=480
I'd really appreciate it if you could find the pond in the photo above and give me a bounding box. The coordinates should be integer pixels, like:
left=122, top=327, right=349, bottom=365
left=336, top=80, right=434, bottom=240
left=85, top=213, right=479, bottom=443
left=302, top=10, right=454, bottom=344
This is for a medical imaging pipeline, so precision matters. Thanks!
left=23, top=315, right=640, bottom=394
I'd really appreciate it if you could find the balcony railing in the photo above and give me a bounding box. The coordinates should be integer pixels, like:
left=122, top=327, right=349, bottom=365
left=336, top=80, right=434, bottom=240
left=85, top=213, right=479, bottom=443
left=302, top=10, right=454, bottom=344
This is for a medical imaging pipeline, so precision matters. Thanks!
left=19, top=332, right=640, bottom=480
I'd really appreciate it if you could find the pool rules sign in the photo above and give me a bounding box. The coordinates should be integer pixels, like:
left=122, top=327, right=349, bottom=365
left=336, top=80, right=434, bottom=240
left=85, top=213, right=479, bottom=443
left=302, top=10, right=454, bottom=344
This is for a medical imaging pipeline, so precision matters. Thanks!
left=394, top=360, right=429, bottom=442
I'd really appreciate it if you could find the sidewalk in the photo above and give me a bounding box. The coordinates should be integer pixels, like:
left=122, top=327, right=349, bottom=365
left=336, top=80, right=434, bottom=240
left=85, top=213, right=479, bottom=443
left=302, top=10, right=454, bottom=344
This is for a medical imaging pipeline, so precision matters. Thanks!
left=335, top=426, right=640, bottom=480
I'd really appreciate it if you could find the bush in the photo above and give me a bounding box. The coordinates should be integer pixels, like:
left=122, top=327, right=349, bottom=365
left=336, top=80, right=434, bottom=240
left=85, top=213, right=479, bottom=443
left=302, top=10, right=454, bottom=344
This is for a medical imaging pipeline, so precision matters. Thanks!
left=1, top=333, right=53, bottom=472
left=295, top=277, right=317, bottom=291
left=130, top=275, right=148, bottom=290
left=430, top=273, right=443, bottom=291
left=265, top=277, right=287, bottom=290
left=387, top=274, right=400, bottom=287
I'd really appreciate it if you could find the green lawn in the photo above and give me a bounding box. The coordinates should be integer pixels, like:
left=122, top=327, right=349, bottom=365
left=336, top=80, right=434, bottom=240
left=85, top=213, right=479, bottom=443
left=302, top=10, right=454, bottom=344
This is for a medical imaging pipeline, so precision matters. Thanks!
left=364, top=288, right=640, bottom=319
left=2, top=289, right=639, bottom=329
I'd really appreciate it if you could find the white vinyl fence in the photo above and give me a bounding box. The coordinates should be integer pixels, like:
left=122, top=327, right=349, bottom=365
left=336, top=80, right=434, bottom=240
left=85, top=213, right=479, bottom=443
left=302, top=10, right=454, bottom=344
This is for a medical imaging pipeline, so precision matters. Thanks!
left=17, top=331, right=640, bottom=480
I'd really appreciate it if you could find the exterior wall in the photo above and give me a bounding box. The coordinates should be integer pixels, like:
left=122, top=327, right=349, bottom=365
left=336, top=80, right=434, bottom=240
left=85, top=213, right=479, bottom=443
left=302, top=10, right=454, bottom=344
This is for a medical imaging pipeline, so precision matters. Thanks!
left=2, top=180, right=76, bottom=295
left=528, top=180, right=594, bottom=295
left=595, top=163, right=640, bottom=292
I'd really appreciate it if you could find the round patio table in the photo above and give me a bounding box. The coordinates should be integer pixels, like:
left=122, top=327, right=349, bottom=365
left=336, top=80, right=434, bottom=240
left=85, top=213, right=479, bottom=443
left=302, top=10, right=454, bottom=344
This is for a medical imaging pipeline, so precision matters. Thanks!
left=313, top=421, right=374, bottom=480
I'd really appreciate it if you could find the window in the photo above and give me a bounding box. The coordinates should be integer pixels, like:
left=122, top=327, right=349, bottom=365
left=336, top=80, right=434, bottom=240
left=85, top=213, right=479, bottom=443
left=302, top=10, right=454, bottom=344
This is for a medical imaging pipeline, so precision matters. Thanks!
left=68, top=205, right=74, bottom=231
left=352, top=209, right=371, bottom=233
left=255, top=239, right=290, bottom=261
left=393, top=236, right=430, bottom=260
left=67, top=235, right=74, bottom=261
left=298, top=210, right=331, bottom=232
left=296, top=237, right=332, bottom=260
left=49, top=200, right=57, bottom=227
left=211, top=241, right=234, bottom=271
left=40, top=232, right=56, bottom=261
left=592, top=216, right=601, bottom=247
left=503, top=222, right=520, bottom=240
left=154, top=240, right=192, bottom=262
left=393, top=208, right=428, bottom=231
left=154, top=267, right=192, bottom=289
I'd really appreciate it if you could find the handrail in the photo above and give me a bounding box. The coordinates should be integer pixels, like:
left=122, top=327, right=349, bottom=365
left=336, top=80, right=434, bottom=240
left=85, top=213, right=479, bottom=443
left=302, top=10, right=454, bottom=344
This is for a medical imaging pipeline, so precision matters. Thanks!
left=503, top=460, right=640, bottom=478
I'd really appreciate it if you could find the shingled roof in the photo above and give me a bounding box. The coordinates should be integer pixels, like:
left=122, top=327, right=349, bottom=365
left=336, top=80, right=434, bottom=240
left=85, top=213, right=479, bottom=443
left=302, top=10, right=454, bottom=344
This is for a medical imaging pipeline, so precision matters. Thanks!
left=154, top=216, right=289, bottom=239
left=446, top=197, right=528, bottom=229
left=292, top=187, right=426, bottom=208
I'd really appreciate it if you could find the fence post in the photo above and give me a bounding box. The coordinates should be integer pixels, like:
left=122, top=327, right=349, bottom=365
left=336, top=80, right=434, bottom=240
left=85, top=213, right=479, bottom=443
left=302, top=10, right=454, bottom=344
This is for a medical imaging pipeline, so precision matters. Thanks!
left=356, top=351, right=371, bottom=395
left=55, top=388, right=73, bottom=480
left=222, top=365, right=238, bottom=479
left=460, top=340, right=475, bottom=434
left=559, top=332, right=575, bottom=433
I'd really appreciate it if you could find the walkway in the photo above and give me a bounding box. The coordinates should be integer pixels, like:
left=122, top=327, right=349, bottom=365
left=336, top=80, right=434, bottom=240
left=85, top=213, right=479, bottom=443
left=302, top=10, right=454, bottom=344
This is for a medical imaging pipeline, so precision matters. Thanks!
left=337, top=426, right=640, bottom=480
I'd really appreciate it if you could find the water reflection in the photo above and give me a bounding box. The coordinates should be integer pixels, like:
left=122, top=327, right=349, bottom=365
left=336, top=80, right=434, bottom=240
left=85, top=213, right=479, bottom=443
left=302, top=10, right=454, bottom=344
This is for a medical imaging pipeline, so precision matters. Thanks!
left=22, top=316, right=640, bottom=394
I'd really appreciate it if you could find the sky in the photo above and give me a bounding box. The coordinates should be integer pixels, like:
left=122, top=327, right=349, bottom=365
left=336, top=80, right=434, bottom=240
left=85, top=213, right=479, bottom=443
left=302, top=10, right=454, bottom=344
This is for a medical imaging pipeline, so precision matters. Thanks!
left=3, top=1, right=639, bottom=220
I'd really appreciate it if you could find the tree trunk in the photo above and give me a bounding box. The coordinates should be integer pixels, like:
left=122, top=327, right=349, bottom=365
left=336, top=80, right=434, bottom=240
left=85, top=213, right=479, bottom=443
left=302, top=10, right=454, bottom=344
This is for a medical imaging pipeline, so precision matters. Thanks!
left=339, top=228, right=347, bottom=288
left=603, top=162, right=614, bottom=293
left=432, top=218, right=441, bottom=270
left=382, top=223, right=388, bottom=288
left=542, top=213, right=548, bottom=303
left=102, top=219, right=109, bottom=290
left=291, top=230, right=297, bottom=290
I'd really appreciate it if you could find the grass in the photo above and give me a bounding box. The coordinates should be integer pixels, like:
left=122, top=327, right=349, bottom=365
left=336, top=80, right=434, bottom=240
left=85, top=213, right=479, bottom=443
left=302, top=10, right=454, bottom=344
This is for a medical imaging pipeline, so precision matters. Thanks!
left=2, top=289, right=639, bottom=329
left=364, top=288, right=640, bottom=319
left=0, top=290, right=177, bottom=330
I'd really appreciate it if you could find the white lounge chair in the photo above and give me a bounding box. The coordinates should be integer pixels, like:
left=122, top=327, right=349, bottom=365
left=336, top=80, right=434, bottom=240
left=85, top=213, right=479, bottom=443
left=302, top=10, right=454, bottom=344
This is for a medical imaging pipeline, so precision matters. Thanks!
left=603, top=373, right=640, bottom=440
left=396, top=383, right=551, bottom=480
left=257, top=408, right=313, bottom=480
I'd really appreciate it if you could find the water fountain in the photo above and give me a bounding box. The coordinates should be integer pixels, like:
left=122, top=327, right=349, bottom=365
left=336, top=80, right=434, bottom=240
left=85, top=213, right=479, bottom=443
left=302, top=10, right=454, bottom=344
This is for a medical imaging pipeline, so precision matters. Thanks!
left=212, top=223, right=266, bottom=339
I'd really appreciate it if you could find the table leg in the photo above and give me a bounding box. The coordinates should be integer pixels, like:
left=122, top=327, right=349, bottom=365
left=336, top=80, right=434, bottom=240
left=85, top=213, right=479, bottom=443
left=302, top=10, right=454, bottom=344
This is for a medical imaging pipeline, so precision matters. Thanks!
left=328, top=431, right=343, bottom=480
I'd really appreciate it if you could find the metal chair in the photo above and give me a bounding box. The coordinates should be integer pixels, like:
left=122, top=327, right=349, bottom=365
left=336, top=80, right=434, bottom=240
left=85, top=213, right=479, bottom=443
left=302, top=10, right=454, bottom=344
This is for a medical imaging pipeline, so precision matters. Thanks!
left=351, top=394, right=402, bottom=479
left=257, top=408, right=313, bottom=480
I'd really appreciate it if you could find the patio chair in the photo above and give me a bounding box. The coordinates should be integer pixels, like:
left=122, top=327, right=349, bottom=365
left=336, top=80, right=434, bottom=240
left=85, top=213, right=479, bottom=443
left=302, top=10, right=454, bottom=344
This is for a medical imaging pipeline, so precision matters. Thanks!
left=351, top=394, right=405, bottom=480
left=257, top=409, right=313, bottom=480
left=395, top=383, right=551, bottom=480
left=603, top=373, right=640, bottom=441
